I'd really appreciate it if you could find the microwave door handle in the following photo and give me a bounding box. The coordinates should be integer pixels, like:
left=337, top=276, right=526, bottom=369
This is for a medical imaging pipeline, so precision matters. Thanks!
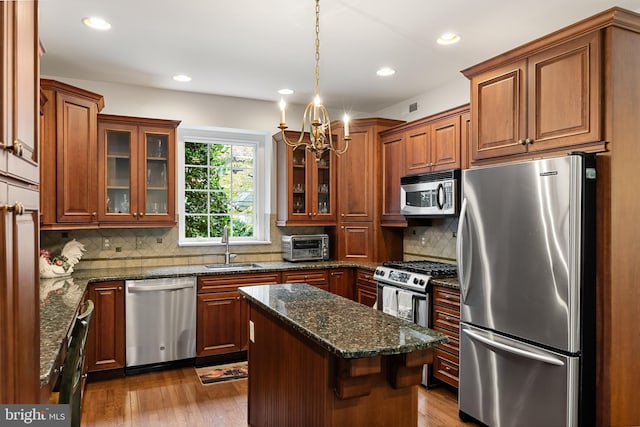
left=436, top=183, right=445, bottom=210
left=456, top=198, right=470, bottom=303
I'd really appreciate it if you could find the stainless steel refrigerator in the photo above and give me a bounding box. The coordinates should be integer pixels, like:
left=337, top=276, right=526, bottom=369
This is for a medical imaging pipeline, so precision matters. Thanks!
left=456, top=153, right=596, bottom=427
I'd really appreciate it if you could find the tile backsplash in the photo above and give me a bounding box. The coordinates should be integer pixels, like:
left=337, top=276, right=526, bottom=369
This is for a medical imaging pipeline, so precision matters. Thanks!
left=40, top=215, right=324, bottom=271
left=402, top=217, right=458, bottom=263
left=41, top=215, right=458, bottom=270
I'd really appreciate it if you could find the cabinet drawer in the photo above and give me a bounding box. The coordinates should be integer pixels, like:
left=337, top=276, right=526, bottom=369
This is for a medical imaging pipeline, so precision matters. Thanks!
left=356, top=269, right=376, bottom=287
left=432, top=286, right=460, bottom=310
left=282, top=270, right=329, bottom=287
left=198, top=272, right=281, bottom=293
left=433, top=326, right=459, bottom=354
left=433, top=348, right=459, bottom=388
left=433, top=305, right=460, bottom=333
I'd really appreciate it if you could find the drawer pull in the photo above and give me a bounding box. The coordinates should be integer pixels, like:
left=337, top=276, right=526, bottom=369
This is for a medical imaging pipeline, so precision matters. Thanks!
left=444, top=294, right=451, bottom=299
left=444, top=366, right=451, bottom=371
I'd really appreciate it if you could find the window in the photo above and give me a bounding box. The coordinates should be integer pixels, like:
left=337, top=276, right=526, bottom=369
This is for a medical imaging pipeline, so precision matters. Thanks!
left=178, top=127, right=271, bottom=245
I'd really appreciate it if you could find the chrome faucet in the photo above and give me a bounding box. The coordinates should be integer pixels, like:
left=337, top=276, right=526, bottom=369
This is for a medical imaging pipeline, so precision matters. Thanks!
left=221, top=225, right=236, bottom=264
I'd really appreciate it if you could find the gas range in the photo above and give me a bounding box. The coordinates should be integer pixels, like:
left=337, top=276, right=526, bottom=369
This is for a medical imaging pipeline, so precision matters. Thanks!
left=373, top=260, right=458, bottom=293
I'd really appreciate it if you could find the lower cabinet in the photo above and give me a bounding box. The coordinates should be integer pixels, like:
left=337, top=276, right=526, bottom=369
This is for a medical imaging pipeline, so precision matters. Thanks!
left=197, top=273, right=281, bottom=357
left=431, top=286, right=461, bottom=388
left=86, top=281, right=125, bottom=372
left=329, top=269, right=352, bottom=299
left=354, top=269, right=377, bottom=307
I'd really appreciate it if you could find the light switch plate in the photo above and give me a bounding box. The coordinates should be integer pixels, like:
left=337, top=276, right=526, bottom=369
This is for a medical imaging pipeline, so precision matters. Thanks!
left=249, top=320, right=255, bottom=343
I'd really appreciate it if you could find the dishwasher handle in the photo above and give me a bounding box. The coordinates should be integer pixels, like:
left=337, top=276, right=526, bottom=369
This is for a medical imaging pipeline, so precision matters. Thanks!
left=126, top=282, right=195, bottom=292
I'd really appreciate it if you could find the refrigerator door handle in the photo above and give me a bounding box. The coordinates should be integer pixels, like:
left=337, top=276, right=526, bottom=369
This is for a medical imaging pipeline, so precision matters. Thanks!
left=456, top=198, right=470, bottom=302
left=463, top=328, right=565, bottom=367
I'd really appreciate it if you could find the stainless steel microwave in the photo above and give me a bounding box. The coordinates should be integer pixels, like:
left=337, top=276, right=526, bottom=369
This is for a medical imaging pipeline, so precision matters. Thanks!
left=281, top=234, right=329, bottom=262
left=400, top=169, right=461, bottom=217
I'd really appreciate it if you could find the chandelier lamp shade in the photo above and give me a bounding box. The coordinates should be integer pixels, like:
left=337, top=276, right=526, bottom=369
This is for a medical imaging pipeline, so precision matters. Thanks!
left=277, top=0, right=350, bottom=161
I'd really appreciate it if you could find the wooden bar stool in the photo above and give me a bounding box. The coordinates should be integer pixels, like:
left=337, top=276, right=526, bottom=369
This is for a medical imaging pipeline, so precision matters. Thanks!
left=50, top=300, right=94, bottom=427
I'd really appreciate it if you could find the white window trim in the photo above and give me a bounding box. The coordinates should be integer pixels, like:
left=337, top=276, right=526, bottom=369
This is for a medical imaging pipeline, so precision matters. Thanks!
left=177, top=126, right=271, bottom=246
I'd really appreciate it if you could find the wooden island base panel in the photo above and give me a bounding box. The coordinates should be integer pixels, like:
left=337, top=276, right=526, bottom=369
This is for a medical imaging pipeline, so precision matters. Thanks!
left=240, top=283, right=446, bottom=427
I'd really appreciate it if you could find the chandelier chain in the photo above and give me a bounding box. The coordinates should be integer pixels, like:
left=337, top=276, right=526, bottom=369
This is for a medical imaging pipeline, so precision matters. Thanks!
left=314, top=0, right=320, bottom=97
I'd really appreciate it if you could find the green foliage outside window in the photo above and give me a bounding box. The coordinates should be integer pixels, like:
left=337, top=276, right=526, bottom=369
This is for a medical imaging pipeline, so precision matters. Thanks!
left=184, top=141, right=255, bottom=239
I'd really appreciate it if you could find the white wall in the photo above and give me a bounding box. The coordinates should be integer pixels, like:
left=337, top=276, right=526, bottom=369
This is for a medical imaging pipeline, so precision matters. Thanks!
left=374, top=76, right=470, bottom=120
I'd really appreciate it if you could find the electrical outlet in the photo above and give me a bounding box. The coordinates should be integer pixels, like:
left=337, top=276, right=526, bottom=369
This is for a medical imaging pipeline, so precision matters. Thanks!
left=102, top=238, right=110, bottom=249
left=136, top=236, right=144, bottom=249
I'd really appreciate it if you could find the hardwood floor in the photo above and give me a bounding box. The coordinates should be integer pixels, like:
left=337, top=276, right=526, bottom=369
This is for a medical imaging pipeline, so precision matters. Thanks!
left=82, top=367, right=477, bottom=426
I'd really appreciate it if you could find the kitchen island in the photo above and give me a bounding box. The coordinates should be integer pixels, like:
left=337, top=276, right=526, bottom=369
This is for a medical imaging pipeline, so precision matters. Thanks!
left=239, top=283, right=447, bottom=427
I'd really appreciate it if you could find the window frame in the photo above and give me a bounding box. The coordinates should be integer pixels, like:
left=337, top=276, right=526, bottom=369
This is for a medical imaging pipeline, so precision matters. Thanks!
left=177, top=126, right=271, bottom=246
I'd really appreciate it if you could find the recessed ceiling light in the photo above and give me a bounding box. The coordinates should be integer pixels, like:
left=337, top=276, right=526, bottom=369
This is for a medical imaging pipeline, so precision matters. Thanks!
left=173, top=74, right=192, bottom=82
left=437, top=32, right=461, bottom=45
left=278, top=89, right=294, bottom=95
left=376, top=67, right=396, bottom=77
left=82, top=16, right=111, bottom=31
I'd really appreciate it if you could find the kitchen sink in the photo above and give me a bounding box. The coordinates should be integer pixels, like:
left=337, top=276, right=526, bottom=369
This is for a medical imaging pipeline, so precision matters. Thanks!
left=204, top=263, right=263, bottom=271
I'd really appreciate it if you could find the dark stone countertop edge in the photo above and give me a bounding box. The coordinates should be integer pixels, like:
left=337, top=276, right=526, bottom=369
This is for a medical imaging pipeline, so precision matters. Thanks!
left=431, top=277, right=460, bottom=290
left=39, top=260, right=379, bottom=385
left=239, top=283, right=447, bottom=359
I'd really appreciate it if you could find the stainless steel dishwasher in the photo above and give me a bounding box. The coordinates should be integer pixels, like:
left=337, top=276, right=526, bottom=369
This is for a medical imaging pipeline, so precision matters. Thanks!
left=125, top=276, right=196, bottom=371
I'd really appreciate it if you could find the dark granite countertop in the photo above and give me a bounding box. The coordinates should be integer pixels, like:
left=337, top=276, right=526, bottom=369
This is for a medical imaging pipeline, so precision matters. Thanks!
left=239, top=283, right=447, bottom=359
left=431, top=277, right=460, bottom=290
left=39, top=260, right=379, bottom=385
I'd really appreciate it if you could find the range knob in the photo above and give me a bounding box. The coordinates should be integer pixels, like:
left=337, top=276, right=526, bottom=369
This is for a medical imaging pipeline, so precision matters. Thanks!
left=419, top=279, right=426, bottom=286
left=413, top=278, right=419, bottom=284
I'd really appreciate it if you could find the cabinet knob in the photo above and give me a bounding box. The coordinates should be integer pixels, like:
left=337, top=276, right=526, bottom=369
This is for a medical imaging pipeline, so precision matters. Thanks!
left=133, top=212, right=137, bottom=218
left=92, top=212, right=97, bottom=216
left=341, top=213, right=345, bottom=217
left=118, top=286, right=123, bottom=291
left=139, top=212, right=144, bottom=217
left=525, top=138, right=534, bottom=145
left=0, top=140, right=24, bottom=157
left=3, top=202, right=25, bottom=215
left=341, top=226, right=344, bottom=229
left=308, top=212, right=312, bottom=217
left=519, top=139, right=526, bottom=146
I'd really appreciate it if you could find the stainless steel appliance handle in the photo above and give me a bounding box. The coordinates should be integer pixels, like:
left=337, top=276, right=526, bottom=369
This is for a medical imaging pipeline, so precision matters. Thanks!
left=127, top=283, right=195, bottom=292
left=463, top=329, right=565, bottom=366
left=456, top=198, right=469, bottom=302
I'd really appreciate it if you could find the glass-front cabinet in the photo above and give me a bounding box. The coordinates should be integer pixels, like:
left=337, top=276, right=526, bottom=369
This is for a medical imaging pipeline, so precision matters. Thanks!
left=98, top=114, right=180, bottom=226
left=274, top=131, right=336, bottom=226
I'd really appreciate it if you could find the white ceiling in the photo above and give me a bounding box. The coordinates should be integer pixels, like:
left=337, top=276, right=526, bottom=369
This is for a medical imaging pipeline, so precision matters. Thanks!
left=39, top=0, right=640, bottom=114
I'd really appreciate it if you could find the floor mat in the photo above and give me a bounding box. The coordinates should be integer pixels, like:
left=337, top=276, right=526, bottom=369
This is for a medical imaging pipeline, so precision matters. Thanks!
left=195, top=361, right=248, bottom=385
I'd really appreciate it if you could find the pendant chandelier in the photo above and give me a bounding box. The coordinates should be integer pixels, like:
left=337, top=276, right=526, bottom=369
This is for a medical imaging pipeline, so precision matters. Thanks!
left=277, top=0, right=350, bottom=161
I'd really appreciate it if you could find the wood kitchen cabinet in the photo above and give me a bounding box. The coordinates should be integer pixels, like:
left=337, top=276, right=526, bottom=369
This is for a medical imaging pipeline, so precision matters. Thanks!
left=380, top=130, right=407, bottom=227
left=353, top=269, right=377, bottom=308
left=0, top=0, right=40, bottom=403
left=197, top=272, right=281, bottom=356
left=404, top=112, right=462, bottom=176
left=329, top=268, right=352, bottom=299
left=97, top=114, right=180, bottom=227
left=431, top=286, right=460, bottom=388
left=86, top=281, right=125, bottom=372
left=331, top=118, right=404, bottom=262
left=274, top=131, right=337, bottom=226
left=464, top=31, right=602, bottom=164
left=40, top=79, right=104, bottom=228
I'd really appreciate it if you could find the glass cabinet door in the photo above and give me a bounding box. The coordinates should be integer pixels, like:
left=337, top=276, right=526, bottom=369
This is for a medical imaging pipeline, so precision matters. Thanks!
left=145, top=133, right=169, bottom=215
left=291, top=147, right=308, bottom=217
left=105, top=130, right=132, bottom=216
left=316, top=150, right=331, bottom=216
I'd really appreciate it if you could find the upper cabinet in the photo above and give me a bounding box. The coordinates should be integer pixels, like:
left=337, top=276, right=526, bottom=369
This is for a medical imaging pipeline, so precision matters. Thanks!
left=274, top=131, right=337, bottom=226
left=97, top=114, right=180, bottom=226
left=405, top=114, right=461, bottom=176
left=40, top=79, right=104, bottom=227
left=463, top=32, right=602, bottom=163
